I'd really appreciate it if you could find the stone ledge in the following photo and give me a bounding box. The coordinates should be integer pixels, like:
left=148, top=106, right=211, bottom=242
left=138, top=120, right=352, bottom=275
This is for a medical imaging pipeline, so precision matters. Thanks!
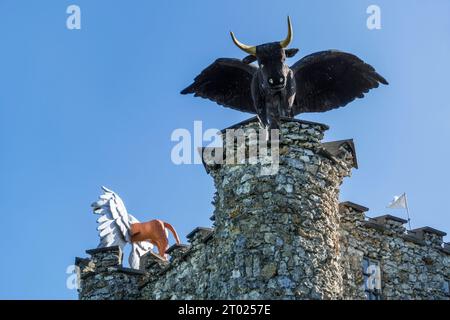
left=166, top=244, right=191, bottom=254
left=362, top=220, right=429, bottom=246
left=186, top=227, right=214, bottom=241
left=410, top=227, right=447, bottom=237
left=141, top=251, right=166, bottom=265
left=372, top=215, right=408, bottom=225
left=219, top=116, right=329, bottom=134
left=361, top=220, right=387, bottom=232
left=86, top=246, right=121, bottom=255
left=322, top=139, right=358, bottom=169
left=340, top=201, right=369, bottom=213
left=401, top=234, right=426, bottom=246
left=75, top=257, right=90, bottom=267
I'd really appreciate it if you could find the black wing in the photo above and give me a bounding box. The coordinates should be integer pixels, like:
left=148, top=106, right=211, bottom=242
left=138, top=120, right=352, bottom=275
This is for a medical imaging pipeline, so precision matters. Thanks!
left=181, top=58, right=257, bottom=114
left=291, top=50, right=388, bottom=114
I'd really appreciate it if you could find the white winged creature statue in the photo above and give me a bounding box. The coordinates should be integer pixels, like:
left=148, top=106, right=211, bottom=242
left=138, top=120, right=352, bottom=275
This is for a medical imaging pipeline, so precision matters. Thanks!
left=91, top=187, right=154, bottom=269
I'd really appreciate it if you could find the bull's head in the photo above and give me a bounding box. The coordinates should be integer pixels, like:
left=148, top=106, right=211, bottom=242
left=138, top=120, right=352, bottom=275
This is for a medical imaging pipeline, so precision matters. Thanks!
left=230, top=16, right=299, bottom=91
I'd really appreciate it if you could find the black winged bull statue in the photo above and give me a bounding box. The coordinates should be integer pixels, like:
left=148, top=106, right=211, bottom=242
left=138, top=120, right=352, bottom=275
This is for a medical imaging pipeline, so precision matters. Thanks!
left=181, top=17, right=388, bottom=134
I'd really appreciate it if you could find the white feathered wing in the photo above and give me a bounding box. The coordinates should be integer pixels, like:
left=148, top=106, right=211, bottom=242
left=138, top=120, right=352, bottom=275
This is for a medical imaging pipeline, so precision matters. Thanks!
left=92, top=186, right=153, bottom=269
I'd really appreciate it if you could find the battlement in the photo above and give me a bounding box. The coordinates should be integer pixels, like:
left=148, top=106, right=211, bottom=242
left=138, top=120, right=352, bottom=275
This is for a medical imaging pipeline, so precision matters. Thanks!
left=339, top=202, right=448, bottom=251
left=75, top=246, right=145, bottom=300
left=77, top=208, right=449, bottom=300
left=339, top=202, right=449, bottom=299
left=76, top=119, right=449, bottom=300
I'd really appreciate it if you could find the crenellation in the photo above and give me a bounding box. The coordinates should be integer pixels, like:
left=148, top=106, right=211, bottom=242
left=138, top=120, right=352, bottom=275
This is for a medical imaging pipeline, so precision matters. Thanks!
left=362, top=219, right=389, bottom=232
left=166, top=244, right=191, bottom=260
left=409, top=227, right=447, bottom=249
left=340, top=201, right=369, bottom=213
left=340, top=208, right=449, bottom=299
left=74, top=257, right=91, bottom=270
left=165, top=244, right=192, bottom=269
left=322, top=140, right=358, bottom=169
left=140, top=251, right=168, bottom=273
left=401, top=233, right=426, bottom=246
left=86, top=246, right=122, bottom=270
left=76, top=246, right=144, bottom=300
left=76, top=118, right=450, bottom=300
left=372, top=215, right=408, bottom=234
left=186, top=227, right=214, bottom=245
left=339, top=202, right=367, bottom=228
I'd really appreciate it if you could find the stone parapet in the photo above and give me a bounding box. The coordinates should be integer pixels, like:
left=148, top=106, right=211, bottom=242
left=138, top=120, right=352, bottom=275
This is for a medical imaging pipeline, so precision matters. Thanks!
left=76, top=118, right=449, bottom=300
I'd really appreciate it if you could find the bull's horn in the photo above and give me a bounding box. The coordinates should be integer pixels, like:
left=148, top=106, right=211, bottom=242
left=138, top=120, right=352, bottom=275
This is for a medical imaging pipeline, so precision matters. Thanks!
left=279, top=16, right=293, bottom=48
left=230, top=31, right=256, bottom=55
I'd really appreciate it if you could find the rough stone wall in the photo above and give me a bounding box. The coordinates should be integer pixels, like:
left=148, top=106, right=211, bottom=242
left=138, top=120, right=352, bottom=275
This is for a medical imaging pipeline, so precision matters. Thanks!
left=75, top=119, right=450, bottom=300
left=76, top=247, right=144, bottom=300
left=339, top=204, right=450, bottom=300
left=196, top=119, right=353, bottom=299
left=139, top=228, right=218, bottom=299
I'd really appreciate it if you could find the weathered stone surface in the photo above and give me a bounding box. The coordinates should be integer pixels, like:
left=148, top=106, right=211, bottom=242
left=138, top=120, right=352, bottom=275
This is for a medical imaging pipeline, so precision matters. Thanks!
left=339, top=204, right=449, bottom=300
left=76, top=119, right=449, bottom=300
left=75, top=247, right=142, bottom=300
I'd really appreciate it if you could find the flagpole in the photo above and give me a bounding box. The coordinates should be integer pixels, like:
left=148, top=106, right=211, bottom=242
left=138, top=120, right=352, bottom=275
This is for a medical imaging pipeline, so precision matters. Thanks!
left=404, top=193, right=412, bottom=230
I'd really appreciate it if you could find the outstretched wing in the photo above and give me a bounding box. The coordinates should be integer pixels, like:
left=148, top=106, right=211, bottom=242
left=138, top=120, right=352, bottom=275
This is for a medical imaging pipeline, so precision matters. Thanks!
left=181, top=58, right=257, bottom=114
left=93, top=187, right=153, bottom=269
left=94, top=186, right=132, bottom=248
left=291, top=50, right=388, bottom=114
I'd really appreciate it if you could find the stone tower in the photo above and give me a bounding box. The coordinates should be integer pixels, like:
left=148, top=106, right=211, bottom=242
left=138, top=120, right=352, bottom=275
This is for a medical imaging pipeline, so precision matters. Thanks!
left=75, top=118, right=449, bottom=300
left=200, top=118, right=354, bottom=299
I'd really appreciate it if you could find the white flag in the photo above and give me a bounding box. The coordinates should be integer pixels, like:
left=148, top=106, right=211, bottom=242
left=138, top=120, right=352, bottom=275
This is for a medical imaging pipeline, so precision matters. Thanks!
left=387, top=193, right=407, bottom=209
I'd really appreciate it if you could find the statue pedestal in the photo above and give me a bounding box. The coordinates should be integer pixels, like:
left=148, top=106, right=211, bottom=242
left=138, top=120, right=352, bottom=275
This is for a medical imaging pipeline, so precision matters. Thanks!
left=204, top=118, right=355, bottom=299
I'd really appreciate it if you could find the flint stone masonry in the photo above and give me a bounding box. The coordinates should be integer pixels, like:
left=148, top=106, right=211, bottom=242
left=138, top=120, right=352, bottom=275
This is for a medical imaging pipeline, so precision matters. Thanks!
left=75, top=246, right=144, bottom=300
left=76, top=118, right=449, bottom=300
left=339, top=204, right=449, bottom=299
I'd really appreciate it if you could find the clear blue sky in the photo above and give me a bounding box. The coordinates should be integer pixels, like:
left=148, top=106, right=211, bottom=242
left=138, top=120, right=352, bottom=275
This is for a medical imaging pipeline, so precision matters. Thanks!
left=0, top=0, right=449, bottom=299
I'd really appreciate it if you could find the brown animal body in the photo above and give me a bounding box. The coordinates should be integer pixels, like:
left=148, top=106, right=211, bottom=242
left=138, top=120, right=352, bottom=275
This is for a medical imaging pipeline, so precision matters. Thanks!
left=130, top=219, right=181, bottom=260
